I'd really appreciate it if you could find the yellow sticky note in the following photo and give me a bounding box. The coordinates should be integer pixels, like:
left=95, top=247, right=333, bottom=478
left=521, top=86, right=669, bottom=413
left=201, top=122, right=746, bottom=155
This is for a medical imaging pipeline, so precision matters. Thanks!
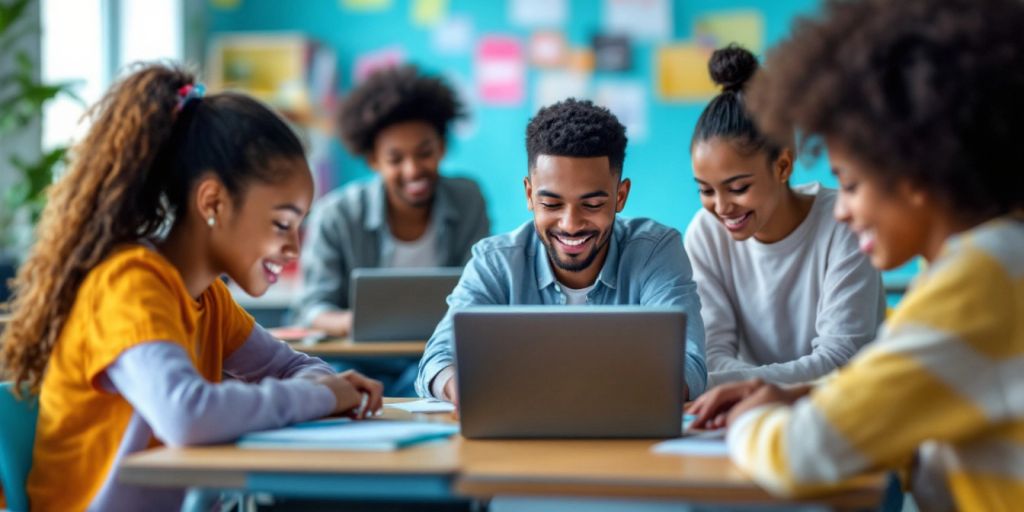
left=412, top=0, right=447, bottom=27
left=567, top=47, right=595, bottom=73
left=341, top=0, right=392, bottom=11
left=656, top=43, right=717, bottom=101
left=694, top=10, right=765, bottom=54
left=210, top=0, right=241, bottom=9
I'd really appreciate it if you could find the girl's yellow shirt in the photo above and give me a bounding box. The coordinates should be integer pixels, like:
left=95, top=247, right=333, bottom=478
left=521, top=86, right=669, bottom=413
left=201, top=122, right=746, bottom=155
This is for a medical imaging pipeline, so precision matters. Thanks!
left=27, top=244, right=254, bottom=511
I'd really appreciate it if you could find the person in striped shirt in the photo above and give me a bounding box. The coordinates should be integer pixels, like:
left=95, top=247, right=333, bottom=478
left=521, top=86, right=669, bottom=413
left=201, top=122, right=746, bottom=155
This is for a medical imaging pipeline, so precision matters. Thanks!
left=687, top=0, right=1024, bottom=509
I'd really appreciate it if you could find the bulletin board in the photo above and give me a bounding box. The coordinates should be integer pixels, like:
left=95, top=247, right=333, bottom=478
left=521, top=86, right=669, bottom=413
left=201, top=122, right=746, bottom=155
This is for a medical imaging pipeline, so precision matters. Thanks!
left=207, top=0, right=918, bottom=288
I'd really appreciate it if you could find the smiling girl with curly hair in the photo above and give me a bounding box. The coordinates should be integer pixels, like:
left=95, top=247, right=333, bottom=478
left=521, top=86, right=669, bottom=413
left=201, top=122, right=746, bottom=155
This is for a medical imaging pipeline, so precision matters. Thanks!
left=688, top=0, right=1024, bottom=508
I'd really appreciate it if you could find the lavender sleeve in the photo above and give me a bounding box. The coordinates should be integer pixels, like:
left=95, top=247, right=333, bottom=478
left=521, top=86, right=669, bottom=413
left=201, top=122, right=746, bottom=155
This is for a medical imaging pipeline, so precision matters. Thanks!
left=224, top=324, right=335, bottom=382
left=104, top=342, right=336, bottom=447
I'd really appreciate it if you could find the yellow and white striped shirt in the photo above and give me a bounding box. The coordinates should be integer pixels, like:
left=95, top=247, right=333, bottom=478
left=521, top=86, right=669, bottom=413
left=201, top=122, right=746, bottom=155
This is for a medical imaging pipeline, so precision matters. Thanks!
left=727, top=215, right=1024, bottom=511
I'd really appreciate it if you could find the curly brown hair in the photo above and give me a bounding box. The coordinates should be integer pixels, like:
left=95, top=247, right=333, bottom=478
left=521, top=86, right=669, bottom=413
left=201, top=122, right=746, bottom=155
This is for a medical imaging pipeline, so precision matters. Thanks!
left=0, top=63, right=305, bottom=394
left=337, top=64, right=464, bottom=157
left=748, top=0, right=1024, bottom=218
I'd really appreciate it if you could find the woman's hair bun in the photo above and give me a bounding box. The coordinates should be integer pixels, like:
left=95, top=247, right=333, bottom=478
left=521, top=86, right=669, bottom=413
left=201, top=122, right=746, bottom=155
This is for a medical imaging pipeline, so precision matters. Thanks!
left=708, top=44, right=759, bottom=93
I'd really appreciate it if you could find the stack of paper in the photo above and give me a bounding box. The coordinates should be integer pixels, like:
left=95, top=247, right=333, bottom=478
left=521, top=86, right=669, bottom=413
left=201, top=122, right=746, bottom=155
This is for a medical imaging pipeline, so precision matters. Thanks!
left=238, top=419, right=459, bottom=451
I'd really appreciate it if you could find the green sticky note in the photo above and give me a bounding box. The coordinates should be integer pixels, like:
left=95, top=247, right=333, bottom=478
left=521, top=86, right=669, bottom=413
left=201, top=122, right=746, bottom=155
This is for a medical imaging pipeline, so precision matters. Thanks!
left=412, top=0, right=447, bottom=27
left=694, top=10, right=765, bottom=54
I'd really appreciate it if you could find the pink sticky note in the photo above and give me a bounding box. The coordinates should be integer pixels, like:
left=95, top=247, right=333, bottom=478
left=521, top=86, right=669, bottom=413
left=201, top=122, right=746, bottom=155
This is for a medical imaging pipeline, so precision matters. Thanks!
left=476, top=36, right=525, bottom=105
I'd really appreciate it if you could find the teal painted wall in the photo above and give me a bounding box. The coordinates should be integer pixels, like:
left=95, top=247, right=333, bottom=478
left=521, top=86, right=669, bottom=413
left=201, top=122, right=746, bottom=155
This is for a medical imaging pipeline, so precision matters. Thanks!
left=207, top=0, right=918, bottom=284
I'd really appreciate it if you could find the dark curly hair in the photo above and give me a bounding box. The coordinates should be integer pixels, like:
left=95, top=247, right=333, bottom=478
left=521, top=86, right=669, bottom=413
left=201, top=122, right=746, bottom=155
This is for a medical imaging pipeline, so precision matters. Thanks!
left=337, top=64, right=465, bottom=157
left=526, top=98, right=628, bottom=175
left=748, top=0, right=1024, bottom=218
left=692, top=44, right=787, bottom=164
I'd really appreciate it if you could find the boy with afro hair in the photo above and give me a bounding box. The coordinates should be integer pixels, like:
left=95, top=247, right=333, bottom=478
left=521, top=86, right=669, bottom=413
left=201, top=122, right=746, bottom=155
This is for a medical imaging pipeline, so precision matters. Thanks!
left=295, top=65, right=489, bottom=394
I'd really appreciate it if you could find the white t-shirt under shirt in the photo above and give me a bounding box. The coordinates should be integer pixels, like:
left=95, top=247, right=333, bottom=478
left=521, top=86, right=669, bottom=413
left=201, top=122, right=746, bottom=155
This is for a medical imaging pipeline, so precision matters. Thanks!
left=386, top=221, right=442, bottom=268
left=684, top=182, right=886, bottom=387
left=561, top=283, right=595, bottom=305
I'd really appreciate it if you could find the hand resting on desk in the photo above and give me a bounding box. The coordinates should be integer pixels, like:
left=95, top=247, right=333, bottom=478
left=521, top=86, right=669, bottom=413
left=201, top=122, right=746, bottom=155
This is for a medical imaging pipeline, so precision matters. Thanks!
left=687, top=379, right=812, bottom=430
left=318, top=370, right=384, bottom=419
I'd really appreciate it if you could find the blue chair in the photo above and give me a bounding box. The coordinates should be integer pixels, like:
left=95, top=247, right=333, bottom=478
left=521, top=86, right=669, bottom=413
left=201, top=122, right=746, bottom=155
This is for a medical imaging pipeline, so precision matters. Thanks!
left=881, top=471, right=906, bottom=512
left=0, top=381, right=38, bottom=512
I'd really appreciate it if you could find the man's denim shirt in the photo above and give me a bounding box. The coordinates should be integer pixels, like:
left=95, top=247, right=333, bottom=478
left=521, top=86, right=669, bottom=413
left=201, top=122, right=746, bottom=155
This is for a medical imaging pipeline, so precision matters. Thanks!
left=415, top=216, right=708, bottom=399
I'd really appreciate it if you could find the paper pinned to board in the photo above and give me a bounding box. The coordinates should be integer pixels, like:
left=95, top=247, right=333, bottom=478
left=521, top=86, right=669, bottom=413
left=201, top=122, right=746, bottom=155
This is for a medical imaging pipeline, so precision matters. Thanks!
left=694, top=10, right=765, bottom=54
left=412, top=0, right=448, bottom=27
left=534, top=71, right=590, bottom=112
left=530, top=31, right=568, bottom=68
left=477, top=36, right=526, bottom=105
left=592, top=34, right=631, bottom=72
left=509, top=0, right=566, bottom=27
left=655, top=43, right=717, bottom=101
left=594, top=81, right=647, bottom=141
left=433, top=15, right=473, bottom=55
left=604, top=0, right=672, bottom=41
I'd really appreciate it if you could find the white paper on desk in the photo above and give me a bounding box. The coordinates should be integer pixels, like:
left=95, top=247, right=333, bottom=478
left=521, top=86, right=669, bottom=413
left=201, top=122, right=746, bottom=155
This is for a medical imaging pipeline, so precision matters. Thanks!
left=652, top=430, right=729, bottom=457
left=238, top=419, right=458, bottom=451
left=385, top=398, right=456, bottom=414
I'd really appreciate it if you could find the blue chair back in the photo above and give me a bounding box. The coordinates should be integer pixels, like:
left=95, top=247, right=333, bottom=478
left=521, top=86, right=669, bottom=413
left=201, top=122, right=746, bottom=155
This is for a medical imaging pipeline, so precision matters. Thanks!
left=0, top=382, right=38, bottom=512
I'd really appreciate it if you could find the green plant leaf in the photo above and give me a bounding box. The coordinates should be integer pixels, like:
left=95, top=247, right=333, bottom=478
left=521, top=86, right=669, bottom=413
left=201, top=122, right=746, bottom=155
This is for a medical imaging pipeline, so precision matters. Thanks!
left=22, top=82, right=65, bottom=103
left=0, top=0, right=76, bottom=239
left=0, top=0, right=32, bottom=34
left=14, top=49, right=33, bottom=75
left=0, top=19, right=36, bottom=59
left=9, top=146, right=65, bottom=223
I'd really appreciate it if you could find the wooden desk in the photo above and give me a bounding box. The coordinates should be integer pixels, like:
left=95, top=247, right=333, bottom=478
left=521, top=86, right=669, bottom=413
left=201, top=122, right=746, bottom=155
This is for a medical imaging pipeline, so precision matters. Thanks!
left=456, top=439, right=884, bottom=509
left=119, top=403, right=457, bottom=503
left=289, top=338, right=426, bottom=359
left=120, top=401, right=886, bottom=510
left=120, top=441, right=460, bottom=500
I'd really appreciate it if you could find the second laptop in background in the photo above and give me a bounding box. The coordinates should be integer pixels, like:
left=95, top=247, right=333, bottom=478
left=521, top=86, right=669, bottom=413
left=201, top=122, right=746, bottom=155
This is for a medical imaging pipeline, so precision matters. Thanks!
left=349, top=267, right=462, bottom=342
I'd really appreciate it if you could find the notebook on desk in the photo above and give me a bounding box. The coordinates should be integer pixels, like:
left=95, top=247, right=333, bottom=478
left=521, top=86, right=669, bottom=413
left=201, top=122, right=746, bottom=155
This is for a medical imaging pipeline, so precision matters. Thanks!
left=349, top=267, right=463, bottom=342
left=454, top=306, right=687, bottom=439
left=237, top=418, right=459, bottom=451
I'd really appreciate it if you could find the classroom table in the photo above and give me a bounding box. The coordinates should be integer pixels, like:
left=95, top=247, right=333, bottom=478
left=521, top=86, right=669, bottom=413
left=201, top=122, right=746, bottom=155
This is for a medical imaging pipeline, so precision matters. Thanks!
left=288, top=338, right=427, bottom=359
left=119, top=404, right=458, bottom=510
left=456, top=439, right=884, bottom=509
left=119, top=399, right=888, bottom=511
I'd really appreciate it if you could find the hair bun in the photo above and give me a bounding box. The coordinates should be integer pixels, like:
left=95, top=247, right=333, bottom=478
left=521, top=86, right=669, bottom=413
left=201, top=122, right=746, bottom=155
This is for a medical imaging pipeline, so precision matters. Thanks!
left=708, top=44, right=759, bottom=93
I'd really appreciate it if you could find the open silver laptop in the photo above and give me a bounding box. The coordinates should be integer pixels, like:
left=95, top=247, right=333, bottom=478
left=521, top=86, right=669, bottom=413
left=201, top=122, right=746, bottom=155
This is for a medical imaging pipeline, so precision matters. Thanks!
left=454, top=306, right=687, bottom=439
left=349, top=267, right=462, bottom=342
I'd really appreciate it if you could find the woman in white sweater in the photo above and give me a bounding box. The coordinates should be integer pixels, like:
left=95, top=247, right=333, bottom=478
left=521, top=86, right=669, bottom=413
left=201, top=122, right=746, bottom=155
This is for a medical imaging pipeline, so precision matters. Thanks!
left=684, top=45, right=885, bottom=389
